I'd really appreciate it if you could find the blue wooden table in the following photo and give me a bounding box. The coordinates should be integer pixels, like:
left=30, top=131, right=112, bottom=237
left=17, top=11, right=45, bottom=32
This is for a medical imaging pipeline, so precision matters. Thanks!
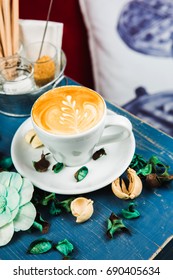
left=0, top=77, right=173, bottom=260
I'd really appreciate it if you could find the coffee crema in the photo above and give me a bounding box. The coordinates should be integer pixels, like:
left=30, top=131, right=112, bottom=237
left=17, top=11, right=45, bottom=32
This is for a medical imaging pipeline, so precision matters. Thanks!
left=32, top=86, right=105, bottom=135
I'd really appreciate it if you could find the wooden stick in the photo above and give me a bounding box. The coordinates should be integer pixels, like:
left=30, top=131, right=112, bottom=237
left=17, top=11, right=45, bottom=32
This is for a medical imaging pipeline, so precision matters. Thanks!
left=2, top=0, right=12, bottom=56
left=0, top=41, right=3, bottom=57
left=38, top=0, right=54, bottom=59
left=0, top=0, right=7, bottom=56
left=11, top=0, right=19, bottom=55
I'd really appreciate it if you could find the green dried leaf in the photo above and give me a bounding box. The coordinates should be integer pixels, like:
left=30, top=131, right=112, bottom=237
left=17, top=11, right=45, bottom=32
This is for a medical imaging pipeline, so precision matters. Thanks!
left=32, top=221, right=43, bottom=232
left=130, top=154, right=152, bottom=176
left=32, top=188, right=55, bottom=206
left=137, top=163, right=152, bottom=176
left=41, top=193, right=56, bottom=206
left=130, top=154, right=147, bottom=172
left=149, top=156, right=170, bottom=177
left=74, top=166, right=88, bottom=182
left=122, top=202, right=140, bottom=219
left=0, top=156, right=13, bottom=170
left=92, top=148, right=106, bottom=160
left=130, top=154, right=173, bottom=186
left=32, top=212, right=50, bottom=234
left=49, top=198, right=74, bottom=215
left=49, top=200, right=62, bottom=215
left=27, top=238, right=53, bottom=254
left=55, top=239, right=74, bottom=257
left=52, top=162, right=64, bottom=173
left=57, top=198, right=74, bottom=212
left=107, top=213, right=130, bottom=239
left=33, top=152, right=50, bottom=172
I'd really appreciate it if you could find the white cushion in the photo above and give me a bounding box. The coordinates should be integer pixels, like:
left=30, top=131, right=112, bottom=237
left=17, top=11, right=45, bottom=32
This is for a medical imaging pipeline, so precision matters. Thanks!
left=79, top=0, right=173, bottom=105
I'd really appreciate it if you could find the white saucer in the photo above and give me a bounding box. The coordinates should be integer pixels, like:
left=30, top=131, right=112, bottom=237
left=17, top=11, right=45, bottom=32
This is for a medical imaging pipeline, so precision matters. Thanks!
left=11, top=111, right=135, bottom=195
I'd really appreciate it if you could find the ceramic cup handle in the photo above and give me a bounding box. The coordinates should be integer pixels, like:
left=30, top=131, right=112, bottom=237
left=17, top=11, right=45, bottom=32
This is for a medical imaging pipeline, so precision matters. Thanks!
left=97, top=115, right=132, bottom=146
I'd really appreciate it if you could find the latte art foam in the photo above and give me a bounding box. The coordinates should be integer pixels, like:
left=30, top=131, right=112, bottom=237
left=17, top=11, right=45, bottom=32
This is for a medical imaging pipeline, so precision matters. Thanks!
left=32, top=86, right=105, bottom=135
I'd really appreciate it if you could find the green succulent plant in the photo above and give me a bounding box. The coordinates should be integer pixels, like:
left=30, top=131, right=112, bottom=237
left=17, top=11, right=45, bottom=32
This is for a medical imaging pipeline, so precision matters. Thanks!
left=0, top=171, right=36, bottom=246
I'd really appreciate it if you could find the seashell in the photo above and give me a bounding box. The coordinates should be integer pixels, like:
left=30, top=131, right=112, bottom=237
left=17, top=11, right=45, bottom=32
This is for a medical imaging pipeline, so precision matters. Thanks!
left=70, top=197, right=94, bottom=223
left=25, top=129, right=36, bottom=144
left=74, top=166, right=88, bottom=182
left=112, top=168, right=143, bottom=199
left=25, top=129, right=43, bottom=148
left=31, top=135, right=43, bottom=149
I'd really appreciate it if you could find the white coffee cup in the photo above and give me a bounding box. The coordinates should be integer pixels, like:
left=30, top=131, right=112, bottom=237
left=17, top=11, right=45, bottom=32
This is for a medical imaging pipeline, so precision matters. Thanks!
left=31, top=85, right=133, bottom=167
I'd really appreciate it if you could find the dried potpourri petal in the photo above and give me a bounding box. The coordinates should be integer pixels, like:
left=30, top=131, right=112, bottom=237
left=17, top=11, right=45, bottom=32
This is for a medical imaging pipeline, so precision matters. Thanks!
left=52, top=162, right=64, bottom=173
left=146, top=173, right=162, bottom=188
left=149, top=156, right=170, bottom=176
left=121, top=202, right=140, bottom=219
left=49, top=200, right=62, bottom=215
left=74, top=166, right=88, bottom=182
left=146, top=173, right=173, bottom=188
left=129, top=154, right=152, bottom=176
left=138, top=164, right=152, bottom=176
left=144, top=156, right=173, bottom=187
left=130, top=154, right=148, bottom=173
left=92, top=148, right=106, bottom=160
left=130, top=154, right=173, bottom=187
left=33, top=152, right=50, bottom=172
left=57, top=198, right=74, bottom=212
left=159, top=174, right=173, bottom=182
left=27, top=238, right=53, bottom=254
left=49, top=197, right=74, bottom=215
left=0, top=156, right=13, bottom=170
left=41, top=192, right=56, bottom=206
left=107, top=212, right=130, bottom=239
left=31, top=212, right=50, bottom=234
left=55, top=239, right=74, bottom=258
left=32, top=188, right=55, bottom=206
